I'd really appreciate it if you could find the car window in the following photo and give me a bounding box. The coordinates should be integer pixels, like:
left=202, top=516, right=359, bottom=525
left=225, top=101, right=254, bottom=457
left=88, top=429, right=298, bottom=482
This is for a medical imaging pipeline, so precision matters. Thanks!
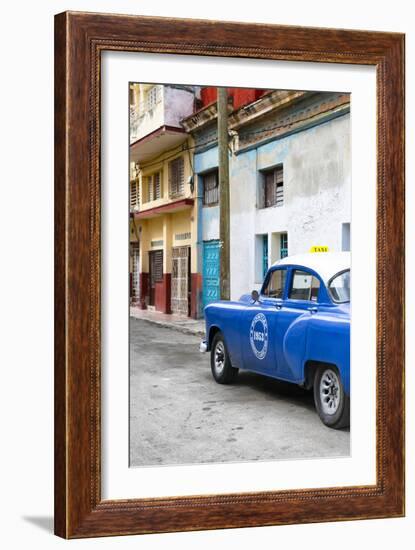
left=289, top=270, right=320, bottom=301
left=262, top=268, right=287, bottom=299
left=328, top=269, right=350, bottom=303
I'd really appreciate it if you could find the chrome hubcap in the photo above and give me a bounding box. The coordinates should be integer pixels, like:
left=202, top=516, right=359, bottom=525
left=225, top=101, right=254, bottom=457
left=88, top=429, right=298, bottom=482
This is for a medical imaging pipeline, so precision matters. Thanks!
left=320, top=369, right=341, bottom=415
left=214, top=341, right=225, bottom=375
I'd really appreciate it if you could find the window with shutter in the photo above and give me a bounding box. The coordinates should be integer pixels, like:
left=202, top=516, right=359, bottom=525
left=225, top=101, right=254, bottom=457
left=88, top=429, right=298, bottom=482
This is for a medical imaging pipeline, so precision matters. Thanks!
left=203, top=169, right=219, bottom=206
left=264, top=171, right=275, bottom=207
left=275, top=166, right=284, bottom=206
left=130, top=179, right=139, bottom=211
left=146, top=172, right=162, bottom=202
left=261, top=165, right=284, bottom=208
left=148, top=175, right=154, bottom=202
left=154, top=172, right=161, bottom=200
left=169, top=157, right=185, bottom=197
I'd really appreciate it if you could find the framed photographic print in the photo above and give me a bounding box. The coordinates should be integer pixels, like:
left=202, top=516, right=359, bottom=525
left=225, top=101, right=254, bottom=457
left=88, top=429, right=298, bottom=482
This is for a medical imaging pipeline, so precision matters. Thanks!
left=54, top=11, right=405, bottom=538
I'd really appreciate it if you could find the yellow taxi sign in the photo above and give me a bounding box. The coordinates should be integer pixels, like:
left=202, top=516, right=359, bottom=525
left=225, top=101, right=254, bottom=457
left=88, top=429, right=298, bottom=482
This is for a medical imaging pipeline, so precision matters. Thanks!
left=310, top=246, right=329, bottom=253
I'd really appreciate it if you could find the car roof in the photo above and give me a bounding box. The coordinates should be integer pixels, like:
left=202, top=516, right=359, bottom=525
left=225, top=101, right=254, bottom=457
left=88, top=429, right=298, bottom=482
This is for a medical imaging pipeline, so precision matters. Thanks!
left=271, top=252, right=350, bottom=285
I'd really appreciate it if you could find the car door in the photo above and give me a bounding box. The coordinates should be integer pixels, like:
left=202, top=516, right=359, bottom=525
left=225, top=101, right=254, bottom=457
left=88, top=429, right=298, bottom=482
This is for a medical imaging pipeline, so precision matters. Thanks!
left=240, top=267, right=288, bottom=374
left=274, top=268, right=322, bottom=381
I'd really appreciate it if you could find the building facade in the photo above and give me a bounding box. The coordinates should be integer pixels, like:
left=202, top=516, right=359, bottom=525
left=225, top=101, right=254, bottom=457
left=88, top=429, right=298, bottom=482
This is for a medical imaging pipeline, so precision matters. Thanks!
left=129, top=83, right=202, bottom=317
left=182, top=88, right=351, bottom=302
left=130, top=84, right=351, bottom=316
left=182, top=88, right=269, bottom=310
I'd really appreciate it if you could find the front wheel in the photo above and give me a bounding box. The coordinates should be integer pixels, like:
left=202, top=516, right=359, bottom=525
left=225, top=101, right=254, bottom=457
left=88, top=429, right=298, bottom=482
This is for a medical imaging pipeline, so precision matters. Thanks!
left=210, top=332, right=238, bottom=384
left=313, top=365, right=349, bottom=429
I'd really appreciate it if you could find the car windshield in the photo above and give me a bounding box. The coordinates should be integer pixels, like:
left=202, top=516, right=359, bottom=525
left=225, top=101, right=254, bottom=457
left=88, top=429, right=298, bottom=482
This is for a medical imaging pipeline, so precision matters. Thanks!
left=328, top=270, right=350, bottom=303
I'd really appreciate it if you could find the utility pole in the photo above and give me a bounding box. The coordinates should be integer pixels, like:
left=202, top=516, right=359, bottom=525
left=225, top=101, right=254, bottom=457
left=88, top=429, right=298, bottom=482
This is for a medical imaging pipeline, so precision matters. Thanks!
left=218, top=87, right=230, bottom=300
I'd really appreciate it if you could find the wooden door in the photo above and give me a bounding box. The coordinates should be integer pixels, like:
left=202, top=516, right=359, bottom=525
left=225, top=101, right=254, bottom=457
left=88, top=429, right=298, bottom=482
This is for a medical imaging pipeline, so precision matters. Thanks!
left=149, top=250, right=163, bottom=306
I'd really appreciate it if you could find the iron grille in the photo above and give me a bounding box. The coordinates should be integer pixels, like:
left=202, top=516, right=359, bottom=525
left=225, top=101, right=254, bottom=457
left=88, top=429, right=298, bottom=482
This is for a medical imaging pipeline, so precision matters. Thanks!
left=203, top=170, right=219, bottom=206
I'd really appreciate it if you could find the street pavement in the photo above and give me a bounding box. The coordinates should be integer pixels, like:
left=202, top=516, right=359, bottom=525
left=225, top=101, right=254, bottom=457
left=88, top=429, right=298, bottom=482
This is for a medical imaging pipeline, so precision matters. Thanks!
left=129, top=317, right=350, bottom=467
left=130, top=306, right=205, bottom=336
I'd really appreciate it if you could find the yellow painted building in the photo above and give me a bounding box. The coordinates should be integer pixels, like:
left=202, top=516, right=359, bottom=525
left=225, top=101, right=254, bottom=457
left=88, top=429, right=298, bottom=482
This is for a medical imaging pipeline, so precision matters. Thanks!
left=129, top=83, right=202, bottom=317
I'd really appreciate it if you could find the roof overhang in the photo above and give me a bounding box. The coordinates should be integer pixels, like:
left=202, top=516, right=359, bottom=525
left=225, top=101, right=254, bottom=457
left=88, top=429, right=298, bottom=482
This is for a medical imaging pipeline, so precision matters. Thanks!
left=181, top=100, right=233, bottom=133
left=228, top=90, right=307, bottom=129
left=132, top=198, right=194, bottom=220
left=130, top=126, right=187, bottom=164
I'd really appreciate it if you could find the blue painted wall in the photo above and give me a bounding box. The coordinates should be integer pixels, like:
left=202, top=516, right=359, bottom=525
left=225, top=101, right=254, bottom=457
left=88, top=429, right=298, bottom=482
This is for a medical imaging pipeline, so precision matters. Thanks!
left=194, top=146, right=218, bottom=174
left=195, top=146, right=220, bottom=243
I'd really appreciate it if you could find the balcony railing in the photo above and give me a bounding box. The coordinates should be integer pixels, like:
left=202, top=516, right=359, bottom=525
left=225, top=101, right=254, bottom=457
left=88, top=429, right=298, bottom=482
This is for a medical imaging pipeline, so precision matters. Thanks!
left=130, top=105, right=145, bottom=142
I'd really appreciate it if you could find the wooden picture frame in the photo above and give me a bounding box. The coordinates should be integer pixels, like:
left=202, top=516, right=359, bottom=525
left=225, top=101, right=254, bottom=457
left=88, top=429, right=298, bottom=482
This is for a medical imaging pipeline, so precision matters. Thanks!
left=54, top=11, right=405, bottom=538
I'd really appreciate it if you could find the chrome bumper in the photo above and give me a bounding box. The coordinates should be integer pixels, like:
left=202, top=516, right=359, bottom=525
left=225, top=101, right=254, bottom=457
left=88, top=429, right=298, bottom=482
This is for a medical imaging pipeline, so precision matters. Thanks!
left=199, top=340, right=208, bottom=353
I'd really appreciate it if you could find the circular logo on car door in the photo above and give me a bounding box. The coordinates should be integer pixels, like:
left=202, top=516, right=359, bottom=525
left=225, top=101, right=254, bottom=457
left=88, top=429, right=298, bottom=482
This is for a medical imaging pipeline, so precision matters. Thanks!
left=249, top=313, right=268, bottom=360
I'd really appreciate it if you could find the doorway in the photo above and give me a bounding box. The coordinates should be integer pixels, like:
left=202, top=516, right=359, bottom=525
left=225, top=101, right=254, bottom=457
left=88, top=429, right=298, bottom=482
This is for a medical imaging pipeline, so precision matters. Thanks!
left=149, top=250, right=163, bottom=307
left=171, top=246, right=191, bottom=315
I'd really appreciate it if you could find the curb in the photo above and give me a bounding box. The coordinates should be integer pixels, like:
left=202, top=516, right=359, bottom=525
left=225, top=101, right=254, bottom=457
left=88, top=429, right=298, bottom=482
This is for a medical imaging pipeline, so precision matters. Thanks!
left=130, top=315, right=205, bottom=337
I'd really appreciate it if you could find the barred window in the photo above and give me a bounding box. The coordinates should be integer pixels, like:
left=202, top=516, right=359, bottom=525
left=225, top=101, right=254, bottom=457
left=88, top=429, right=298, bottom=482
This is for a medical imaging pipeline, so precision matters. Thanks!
left=147, top=86, right=159, bottom=110
left=261, top=165, right=284, bottom=208
left=202, top=170, right=219, bottom=206
left=169, top=157, right=185, bottom=197
left=146, top=172, right=161, bottom=202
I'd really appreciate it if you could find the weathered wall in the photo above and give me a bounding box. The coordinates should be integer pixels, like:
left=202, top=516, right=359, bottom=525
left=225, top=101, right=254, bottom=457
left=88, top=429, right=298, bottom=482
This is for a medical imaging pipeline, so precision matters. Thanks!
left=200, top=87, right=266, bottom=109
left=130, top=84, right=164, bottom=142
left=230, top=114, right=351, bottom=299
left=201, top=206, right=220, bottom=241
left=171, top=210, right=192, bottom=248
left=131, top=84, right=195, bottom=143
left=164, top=86, right=196, bottom=128
left=194, top=146, right=220, bottom=242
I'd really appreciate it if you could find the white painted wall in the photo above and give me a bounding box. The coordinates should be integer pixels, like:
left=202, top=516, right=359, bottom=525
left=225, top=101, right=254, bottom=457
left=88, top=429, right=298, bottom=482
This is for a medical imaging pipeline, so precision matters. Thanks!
left=230, top=115, right=351, bottom=298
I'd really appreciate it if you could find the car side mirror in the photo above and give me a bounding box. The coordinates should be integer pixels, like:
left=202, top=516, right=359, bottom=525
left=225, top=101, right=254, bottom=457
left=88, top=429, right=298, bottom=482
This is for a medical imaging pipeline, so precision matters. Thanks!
left=251, top=290, right=259, bottom=302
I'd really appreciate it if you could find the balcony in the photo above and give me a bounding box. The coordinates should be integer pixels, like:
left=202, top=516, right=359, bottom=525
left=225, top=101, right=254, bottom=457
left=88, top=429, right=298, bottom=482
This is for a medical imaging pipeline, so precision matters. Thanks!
left=130, top=84, right=197, bottom=163
left=132, top=198, right=194, bottom=220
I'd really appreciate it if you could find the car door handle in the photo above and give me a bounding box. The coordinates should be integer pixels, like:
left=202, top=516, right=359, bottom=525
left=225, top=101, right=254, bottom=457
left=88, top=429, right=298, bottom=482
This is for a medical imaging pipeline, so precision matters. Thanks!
left=275, top=304, right=282, bottom=310
left=307, top=306, right=318, bottom=314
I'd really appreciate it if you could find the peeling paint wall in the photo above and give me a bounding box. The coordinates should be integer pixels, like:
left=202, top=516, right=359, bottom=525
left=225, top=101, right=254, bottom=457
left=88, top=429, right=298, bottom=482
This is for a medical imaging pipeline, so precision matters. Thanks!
left=194, top=146, right=220, bottom=242
left=130, top=84, right=196, bottom=142
left=164, top=86, right=196, bottom=128
left=230, top=114, right=351, bottom=299
left=201, top=206, right=219, bottom=241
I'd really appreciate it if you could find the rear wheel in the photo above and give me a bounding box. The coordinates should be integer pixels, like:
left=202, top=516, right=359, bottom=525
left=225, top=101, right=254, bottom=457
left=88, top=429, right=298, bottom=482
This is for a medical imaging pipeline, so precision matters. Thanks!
left=210, top=332, right=238, bottom=384
left=313, top=365, right=349, bottom=429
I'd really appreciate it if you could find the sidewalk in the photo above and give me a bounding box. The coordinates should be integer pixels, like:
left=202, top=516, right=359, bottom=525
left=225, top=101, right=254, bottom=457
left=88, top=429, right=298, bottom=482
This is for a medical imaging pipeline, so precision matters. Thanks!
left=130, top=307, right=205, bottom=337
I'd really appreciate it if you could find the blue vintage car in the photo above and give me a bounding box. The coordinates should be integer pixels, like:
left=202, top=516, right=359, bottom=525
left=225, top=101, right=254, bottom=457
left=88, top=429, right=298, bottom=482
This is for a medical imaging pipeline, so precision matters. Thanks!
left=200, top=252, right=350, bottom=429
